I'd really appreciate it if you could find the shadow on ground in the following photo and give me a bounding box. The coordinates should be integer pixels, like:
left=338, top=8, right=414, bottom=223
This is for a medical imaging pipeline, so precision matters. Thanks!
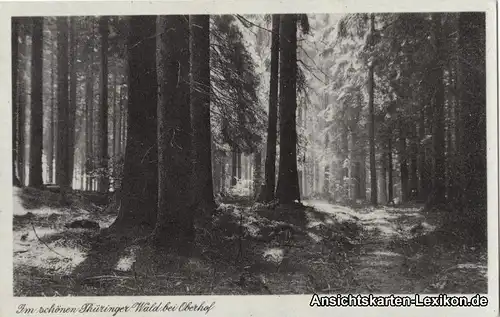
left=13, top=188, right=487, bottom=296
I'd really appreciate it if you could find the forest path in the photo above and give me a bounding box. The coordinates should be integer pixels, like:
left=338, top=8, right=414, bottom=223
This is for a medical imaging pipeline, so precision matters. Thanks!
left=303, top=200, right=486, bottom=294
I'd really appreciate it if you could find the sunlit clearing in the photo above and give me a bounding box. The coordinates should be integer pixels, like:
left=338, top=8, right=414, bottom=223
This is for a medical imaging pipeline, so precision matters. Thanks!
left=263, top=248, right=284, bottom=264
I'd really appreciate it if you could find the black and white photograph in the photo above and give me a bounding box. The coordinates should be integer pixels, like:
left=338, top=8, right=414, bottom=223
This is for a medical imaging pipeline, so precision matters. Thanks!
left=3, top=1, right=498, bottom=314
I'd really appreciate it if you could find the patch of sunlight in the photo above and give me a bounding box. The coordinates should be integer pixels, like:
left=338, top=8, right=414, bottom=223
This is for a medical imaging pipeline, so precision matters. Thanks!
left=17, top=246, right=88, bottom=274
left=307, top=232, right=323, bottom=243
left=365, top=260, right=394, bottom=267
left=244, top=223, right=260, bottom=237
left=31, top=207, right=64, bottom=216
left=324, top=217, right=335, bottom=224
left=263, top=248, right=284, bottom=264
left=370, top=250, right=403, bottom=257
left=115, top=255, right=136, bottom=272
left=362, top=218, right=392, bottom=226
left=31, top=227, right=59, bottom=238
left=13, top=197, right=28, bottom=216
left=365, top=224, right=397, bottom=236
left=421, top=221, right=436, bottom=231
left=455, top=263, right=488, bottom=276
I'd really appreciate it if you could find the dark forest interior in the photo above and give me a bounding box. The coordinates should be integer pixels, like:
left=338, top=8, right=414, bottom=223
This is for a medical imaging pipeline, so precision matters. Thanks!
left=12, top=13, right=487, bottom=296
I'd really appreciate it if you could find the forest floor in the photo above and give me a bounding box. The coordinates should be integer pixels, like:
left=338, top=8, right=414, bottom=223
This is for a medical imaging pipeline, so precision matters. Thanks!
left=13, top=187, right=487, bottom=296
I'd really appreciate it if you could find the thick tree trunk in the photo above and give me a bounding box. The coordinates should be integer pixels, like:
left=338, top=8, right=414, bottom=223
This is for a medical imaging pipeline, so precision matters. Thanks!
left=112, top=16, right=158, bottom=228
left=276, top=14, right=300, bottom=204
left=98, top=16, right=109, bottom=193
left=190, top=14, right=216, bottom=217
left=427, top=13, right=446, bottom=208
left=154, top=15, right=194, bottom=250
left=56, top=17, right=70, bottom=200
left=28, top=17, right=44, bottom=188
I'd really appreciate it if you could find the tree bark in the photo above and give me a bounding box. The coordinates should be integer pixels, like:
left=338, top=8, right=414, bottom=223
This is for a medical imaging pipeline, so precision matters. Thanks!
left=259, top=15, right=280, bottom=202
left=17, top=22, right=27, bottom=186
left=154, top=15, right=194, bottom=250
left=276, top=14, right=300, bottom=204
left=368, top=13, right=377, bottom=206
left=98, top=16, right=109, bottom=193
left=427, top=13, right=446, bottom=208
left=457, top=12, right=486, bottom=237
left=12, top=18, right=21, bottom=186
left=399, top=122, right=409, bottom=203
left=387, top=130, right=394, bottom=203
left=190, top=14, right=216, bottom=217
left=231, top=149, right=237, bottom=186
left=85, top=57, right=94, bottom=191
left=56, top=17, right=70, bottom=200
left=112, top=16, right=158, bottom=228
left=67, top=17, right=78, bottom=188
left=28, top=17, right=44, bottom=188
left=47, top=51, right=55, bottom=184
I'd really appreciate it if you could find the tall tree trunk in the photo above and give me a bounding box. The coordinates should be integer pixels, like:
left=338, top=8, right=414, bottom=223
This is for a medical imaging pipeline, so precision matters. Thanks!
left=259, top=15, right=280, bottom=202
left=112, top=16, right=157, bottom=228
left=67, top=17, right=78, bottom=188
left=418, top=106, right=428, bottom=200
left=154, top=15, right=193, bottom=250
left=220, top=154, right=227, bottom=194
left=457, top=12, right=486, bottom=238
left=231, top=150, right=237, bottom=186
left=399, top=122, right=409, bottom=203
left=85, top=71, right=92, bottom=191
left=237, top=150, right=242, bottom=180
left=28, top=17, right=44, bottom=188
left=47, top=52, right=55, bottom=184
left=17, top=22, right=27, bottom=186
left=98, top=16, right=109, bottom=193
left=114, top=83, right=121, bottom=158
left=276, top=14, right=300, bottom=204
left=379, top=138, right=387, bottom=204
left=12, top=18, right=21, bottom=186
left=387, top=130, right=394, bottom=203
left=253, top=151, right=262, bottom=197
left=368, top=13, right=377, bottom=205
left=85, top=36, right=94, bottom=191
left=409, top=124, right=418, bottom=197
left=427, top=13, right=446, bottom=208
left=190, top=14, right=216, bottom=217
left=56, top=17, right=70, bottom=200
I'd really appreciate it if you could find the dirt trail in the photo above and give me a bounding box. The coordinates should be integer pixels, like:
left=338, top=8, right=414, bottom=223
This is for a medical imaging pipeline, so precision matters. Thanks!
left=304, top=200, right=486, bottom=294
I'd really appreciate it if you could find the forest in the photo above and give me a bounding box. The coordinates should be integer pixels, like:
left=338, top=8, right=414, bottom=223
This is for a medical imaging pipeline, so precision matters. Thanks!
left=12, top=13, right=487, bottom=296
